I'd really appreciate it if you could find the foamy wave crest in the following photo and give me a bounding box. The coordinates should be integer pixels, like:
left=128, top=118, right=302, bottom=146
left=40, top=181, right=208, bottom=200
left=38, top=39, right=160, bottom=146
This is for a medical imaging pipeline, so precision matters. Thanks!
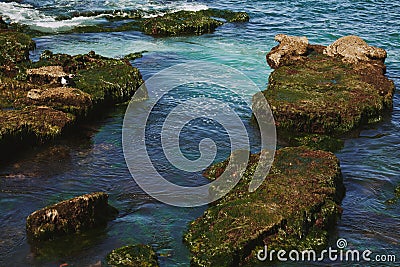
left=0, top=1, right=209, bottom=33
left=0, top=2, right=105, bottom=32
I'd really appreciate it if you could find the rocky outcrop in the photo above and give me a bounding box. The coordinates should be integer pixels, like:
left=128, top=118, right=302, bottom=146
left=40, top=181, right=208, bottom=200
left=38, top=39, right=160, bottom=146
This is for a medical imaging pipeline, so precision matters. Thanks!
left=255, top=35, right=395, bottom=138
left=140, top=9, right=249, bottom=37
left=0, top=30, right=143, bottom=157
left=266, top=34, right=309, bottom=69
left=184, top=147, right=345, bottom=266
left=324, top=35, right=387, bottom=64
left=0, top=106, right=73, bottom=145
left=26, top=192, right=118, bottom=241
left=106, top=244, right=160, bottom=267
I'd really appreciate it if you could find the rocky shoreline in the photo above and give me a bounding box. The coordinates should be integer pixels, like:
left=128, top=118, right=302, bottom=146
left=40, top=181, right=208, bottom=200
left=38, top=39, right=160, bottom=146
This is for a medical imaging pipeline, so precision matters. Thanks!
left=0, top=11, right=397, bottom=267
left=0, top=25, right=143, bottom=159
left=184, top=35, right=395, bottom=266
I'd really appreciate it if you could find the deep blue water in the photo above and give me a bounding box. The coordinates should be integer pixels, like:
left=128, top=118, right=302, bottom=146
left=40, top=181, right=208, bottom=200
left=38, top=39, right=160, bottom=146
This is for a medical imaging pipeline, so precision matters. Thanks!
left=0, top=0, right=399, bottom=266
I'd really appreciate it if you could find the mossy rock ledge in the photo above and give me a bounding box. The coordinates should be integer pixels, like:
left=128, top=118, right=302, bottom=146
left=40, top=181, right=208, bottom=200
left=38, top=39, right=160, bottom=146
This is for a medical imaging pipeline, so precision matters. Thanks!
left=184, top=146, right=345, bottom=266
left=26, top=192, right=118, bottom=242
left=253, top=34, right=395, bottom=140
left=0, top=30, right=143, bottom=154
left=106, top=244, right=159, bottom=267
left=140, top=9, right=249, bottom=37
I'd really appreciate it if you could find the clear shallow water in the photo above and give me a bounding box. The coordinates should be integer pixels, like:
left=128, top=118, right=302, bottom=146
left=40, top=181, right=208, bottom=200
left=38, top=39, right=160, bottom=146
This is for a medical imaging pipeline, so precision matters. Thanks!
left=0, top=0, right=399, bottom=266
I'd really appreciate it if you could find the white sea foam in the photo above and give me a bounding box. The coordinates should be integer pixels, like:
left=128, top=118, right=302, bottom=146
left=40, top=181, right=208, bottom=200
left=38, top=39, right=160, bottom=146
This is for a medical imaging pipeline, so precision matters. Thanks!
left=0, top=2, right=105, bottom=32
left=0, top=1, right=209, bottom=32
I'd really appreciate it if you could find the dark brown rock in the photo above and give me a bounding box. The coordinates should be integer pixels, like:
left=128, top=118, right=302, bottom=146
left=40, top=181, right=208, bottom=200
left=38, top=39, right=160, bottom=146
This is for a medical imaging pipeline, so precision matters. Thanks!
left=26, top=192, right=118, bottom=241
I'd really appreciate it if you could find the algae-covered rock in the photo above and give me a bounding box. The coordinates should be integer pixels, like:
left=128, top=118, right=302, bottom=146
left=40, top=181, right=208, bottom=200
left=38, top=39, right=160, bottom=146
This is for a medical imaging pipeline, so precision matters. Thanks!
left=0, top=30, right=143, bottom=155
left=141, top=9, right=249, bottom=37
left=33, top=50, right=143, bottom=104
left=184, top=146, right=344, bottom=266
left=0, top=31, right=35, bottom=66
left=106, top=244, right=159, bottom=267
left=26, top=192, right=118, bottom=241
left=0, top=106, right=73, bottom=146
left=255, top=35, right=395, bottom=136
left=141, top=10, right=223, bottom=37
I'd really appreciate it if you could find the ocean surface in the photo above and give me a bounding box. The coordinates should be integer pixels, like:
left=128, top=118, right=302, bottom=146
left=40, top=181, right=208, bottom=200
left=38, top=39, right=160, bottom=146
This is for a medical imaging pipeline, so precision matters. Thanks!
left=0, top=0, right=399, bottom=266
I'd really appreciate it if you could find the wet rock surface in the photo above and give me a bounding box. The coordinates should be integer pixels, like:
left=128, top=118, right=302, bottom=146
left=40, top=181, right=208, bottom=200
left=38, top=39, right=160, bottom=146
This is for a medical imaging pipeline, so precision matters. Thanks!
left=184, top=146, right=344, bottom=267
left=106, top=244, right=160, bottom=267
left=26, top=192, right=118, bottom=241
left=258, top=35, right=395, bottom=138
left=140, top=9, right=249, bottom=37
left=0, top=30, right=143, bottom=156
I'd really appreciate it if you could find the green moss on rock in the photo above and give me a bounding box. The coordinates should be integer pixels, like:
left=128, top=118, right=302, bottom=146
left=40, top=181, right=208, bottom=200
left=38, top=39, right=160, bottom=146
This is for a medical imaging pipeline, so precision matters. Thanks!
left=278, top=132, right=344, bottom=152
left=141, top=10, right=223, bottom=37
left=26, top=192, right=118, bottom=241
left=31, top=50, right=143, bottom=104
left=254, top=38, right=395, bottom=136
left=184, top=147, right=344, bottom=266
left=0, top=31, right=35, bottom=67
left=0, top=106, right=74, bottom=145
left=0, top=33, right=143, bottom=154
left=141, top=9, right=249, bottom=37
left=106, top=244, right=159, bottom=267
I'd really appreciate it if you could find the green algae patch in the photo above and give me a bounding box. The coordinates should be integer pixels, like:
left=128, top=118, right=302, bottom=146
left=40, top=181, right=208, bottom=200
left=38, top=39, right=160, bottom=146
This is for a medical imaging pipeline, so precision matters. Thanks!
left=184, top=147, right=344, bottom=266
left=0, top=29, right=143, bottom=157
left=141, top=10, right=224, bottom=37
left=254, top=42, right=395, bottom=137
left=278, top=132, right=344, bottom=153
left=385, top=185, right=400, bottom=205
left=141, top=9, right=249, bottom=37
left=0, top=106, right=74, bottom=145
left=0, top=74, right=36, bottom=109
left=31, top=50, right=143, bottom=105
left=0, top=31, right=35, bottom=68
left=106, top=244, right=159, bottom=267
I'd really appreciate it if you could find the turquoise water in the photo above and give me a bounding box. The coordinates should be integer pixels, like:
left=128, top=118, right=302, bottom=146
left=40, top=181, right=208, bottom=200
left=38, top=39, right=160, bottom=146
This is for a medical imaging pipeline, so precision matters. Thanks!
left=0, top=0, right=399, bottom=266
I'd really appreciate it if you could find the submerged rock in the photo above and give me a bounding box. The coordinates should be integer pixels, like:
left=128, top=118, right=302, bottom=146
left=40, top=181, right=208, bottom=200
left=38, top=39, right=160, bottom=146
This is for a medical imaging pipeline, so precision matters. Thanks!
left=26, top=192, right=118, bottom=241
left=255, top=35, right=395, bottom=137
left=184, top=146, right=344, bottom=266
left=106, top=244, right=159, bottom=267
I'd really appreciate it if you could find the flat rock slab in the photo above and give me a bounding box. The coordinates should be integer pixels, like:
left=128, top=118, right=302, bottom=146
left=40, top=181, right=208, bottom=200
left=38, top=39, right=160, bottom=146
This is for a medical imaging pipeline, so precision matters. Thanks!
left=255, top=35, right=395, bottom=136
left=184, top=146, right=345, bottom=266
left=106, top=244, right=159, bottom=267
left=26, top=192, right=118, bottom=241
